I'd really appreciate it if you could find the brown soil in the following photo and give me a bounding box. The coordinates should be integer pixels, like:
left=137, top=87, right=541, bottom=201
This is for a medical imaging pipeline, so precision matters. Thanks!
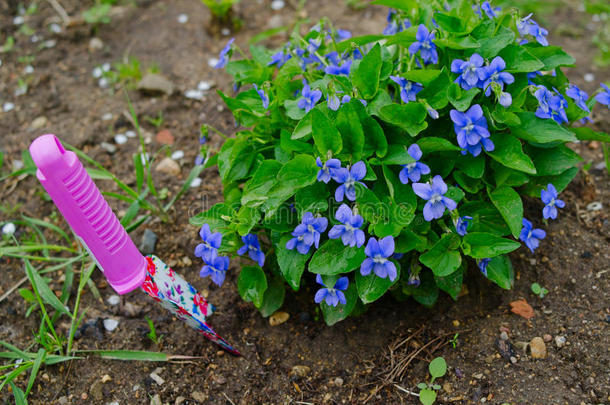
left=0, top=1, right=608, bottom=404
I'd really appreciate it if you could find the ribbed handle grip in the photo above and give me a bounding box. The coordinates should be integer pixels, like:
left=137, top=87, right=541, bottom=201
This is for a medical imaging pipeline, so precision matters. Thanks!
left=29, top=134, right=146, bottom=294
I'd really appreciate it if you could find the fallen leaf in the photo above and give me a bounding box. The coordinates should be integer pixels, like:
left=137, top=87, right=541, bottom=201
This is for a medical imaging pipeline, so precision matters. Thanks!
left=509, top=299, right=534, bottom=319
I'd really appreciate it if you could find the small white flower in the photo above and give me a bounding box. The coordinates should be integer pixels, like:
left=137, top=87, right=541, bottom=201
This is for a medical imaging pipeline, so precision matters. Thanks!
left=92, top=67, right=103, bottom=78
left=177, top=13, right=188, bottom=24
left=102, top=63, right=111, bottom=72
left=98, top=77, right=109, bottom=88
left=2, top=223, right=16, bottom=236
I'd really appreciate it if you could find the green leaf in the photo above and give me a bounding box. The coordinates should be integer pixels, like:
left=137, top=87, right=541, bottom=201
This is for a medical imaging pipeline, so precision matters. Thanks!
left=291, top=110, right=313, bottom=140
left=417, top=137, right=461, bottom=153
left=237, top=266, right=268, bottom=308
left=24, top=260, right=71, bottom=317
left=281, top=129, right=312, bottom=154
left=572, top=126, right=610, bottom=142
left=435, top=265, right=464, bottom=300
left=189, top=202, right=234, bottom=233
left=320, top=282, right=358, bottom=325
left=448, top=84, right=480, bottom=111
left=456, top=154, right=485, bottom=178
left=476, top=30, right=516, bottom=58
left=354, top=101, right=388, bottom=158
left=378, top=103, right=428, bottom=136
left=488, top=186, right=523, bottom=238
left=498, top=44, right=544, bottom=73
left=419, top=234, right=462, bottom=277
left=486, top=255, right=514, bottom=289
left=311, top=108, right=343, bottom=155
left=241, top=160, right=283, bottom=207
left=370, top=0, right=418, bottom=12
left=528, top=145, right=582, bottom=176
left=511, top=112, right=577, bottom=143
left=235, top=205, right=261, bottom=236
left=217, top=137, right=258, bottom=184
left=259, top=276, right=286, bottom=317
left=436, top=36, right=480, bottom=49
left=429, top=357, right=447, bottom=378
left=407, top=271, right=439, bottom=307
left=336, top=101, right=365, bottom=160
left=275, top=235, right=311, bottom=290
left=520, top=167, right=578, bottom=197
left=352, top=43, right=382, bottom=99
left=526, top=45, right=575, bottom=70
left=419, top=388, right=437, bottom=405
left=487, top=134, right=536, bottom=174
left=417, top=70, right=451, bottom=109
left=355, top=261, right=400, bottom=304
left=309, top=239, right=366, bottom=275
left=434, top=13, right=468, bottom=34
left=295, top=182, right=329, bottom=214
left=463, top=232, right=520, bottom=259
left=402, top=69, right=442, bottom=86
left=276, top=154, right=318, bottom=190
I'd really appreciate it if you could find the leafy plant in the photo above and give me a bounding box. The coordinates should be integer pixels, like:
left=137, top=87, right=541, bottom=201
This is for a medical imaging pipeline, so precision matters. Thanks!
left=417, top=357, right=447, bottom=405
left=190, top=0, right=610, bottom=325
left=201, top=0, right=240, bottom=20
left=530, top=282, right=548, bottom=298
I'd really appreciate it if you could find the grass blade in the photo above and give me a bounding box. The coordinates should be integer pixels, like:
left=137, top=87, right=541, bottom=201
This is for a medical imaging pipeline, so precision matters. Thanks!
left=8, top=381, right=27, bottom=405
left=76, top=350, right=204, bottom=362
left=24, top=260, right=71, bottom=318
left=24, top=349, right=44, bottom=396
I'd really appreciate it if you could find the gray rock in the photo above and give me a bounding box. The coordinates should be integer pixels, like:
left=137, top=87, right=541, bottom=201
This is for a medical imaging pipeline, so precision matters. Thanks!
left=30, top=116, right=48, bottom=129
left=100, top=142, right=117, bottom=154
left=155, top=157, right=180, bottom=176
left=140, top=229, right=158, bottom=255
left=555, top=335, right=566, bottom=348
left=137, top=73, right=175, bottom=95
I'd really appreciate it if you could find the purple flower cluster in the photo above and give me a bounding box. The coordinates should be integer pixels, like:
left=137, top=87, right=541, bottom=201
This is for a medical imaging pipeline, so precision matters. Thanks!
left=195, top=224, right=230, bottom=286
left=409, top=25, right=438, bottom=65
left=383, top=9, right=411, bottom=35
left=315, top=159, right=367, bottom=202
left=450, top=104, right=494, bottom=157
left=451, top=54, right=514, bottom=106
left=517, top=14, right=549, bottom=46
left=534, top=86, right=568, bottom=124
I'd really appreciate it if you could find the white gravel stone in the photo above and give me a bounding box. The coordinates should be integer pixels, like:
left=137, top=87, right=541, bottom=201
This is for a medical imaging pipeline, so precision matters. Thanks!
left=102, top=112, right=113, bottom=121
left=13, top=16, right=25, bottom=25
left=171, top=150, right=185, bottom=160
left=103, top=318, right=119, bottom=332
left=177, top=13, right=189, bottom=24
left=107, top=295, right=120, bottom=306
left=43, top=39, right=57, bottom=48
left=197, top=81, right=212, bottom=91
left=125, top=130, right=137, bottom=138
left=24, top=65, right=34, bottom=74
left=271, top=0, right=285, bottom=10
left=114, top=134, right=128, bottom=144
left=49, top=23, right=62, bottom=33
left=221, top=28, right=231, bottom=36
left=189, top=177, right=202, bottom=188
left=98, top=77, right=110, bottom=88
left=92, top=67, right=103, bottom=78
left=184, top=89, right=204, bottom=100
left=208, top=57, right=219, bottom=68
left=3, top=102, right=15, bottom=112
left=584, top=73, right=595, bottom=82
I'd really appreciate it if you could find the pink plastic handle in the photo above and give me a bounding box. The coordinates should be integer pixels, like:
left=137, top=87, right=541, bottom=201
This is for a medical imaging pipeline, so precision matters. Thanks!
left=29, top=134, right=146, bottom=294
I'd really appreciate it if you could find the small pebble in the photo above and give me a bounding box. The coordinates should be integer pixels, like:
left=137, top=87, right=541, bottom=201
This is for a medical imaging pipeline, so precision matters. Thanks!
left=221, top=28, right=231, bottom=36
left=100, top=142, right=117, bottom=154
left=43, top=39, right=57, bottom=48
left=92, top=67, right=103, bottom=78
left=31, top=116, right=48, bottom=129
left=98, top=77, right=110, bottom=88
left=171, top=150, right=184, bottom=160
left=208, top=57, right=219, bottom=68
left=586, top=202, right=602, bottom=211
left=185, top=89, right=204, bottom=100
left=177, top=13, right=188, bottom=24
left=101, top=374, right=112, bottom=383
left=125, top=130, right=137, bottom=138
left=107, top=295, right=120, bottom=306
left=333, top=377, right=344, bottom=387
left=12, top=160, right=24, bottom=170
left=191, top=392, right=207, bottom=402
left=149, top=369, right=165, bottom=386
left=271, top=0, right=285, bottom=10
left=30, top=34, right=40, bottom=43
left=102, top=113, right=113, bottom=121
left=49, top=23, right=62, bottom=33
left=156, top=157, right=181, bottom=176
left=24, top=65, right=34, bottom=74
left=269, top=311, right=290, bottom=326
left=2, top=222, right=16, bottom=236
left=3, top=102, right=15, bottom=112
left=190, top=177, right=202, bottom=188
left=103, top=319, right=119, bottom=332
left=114, top=134, right=128, bottom=144
left=197, top=81, right=212, bottom=91
left=543, top=334, right=552, bottom=343
left=13, top=16, right=25, bottom=25
left=102, top=63, right=111, bottom=72
left=89, top=37, right=104, bottom=52
left=291, top=365, right=311, bottom=378
left=140, top=229, right=158, bottom=255
left=555, top=335, right=566, bottom=348
left=583, top=73, right=595, bottom=82
left=500, top=331, right=509, bottom=341
left=510, top=356, right=518, bottom=364
left=529, top=337, right=547, bottom=359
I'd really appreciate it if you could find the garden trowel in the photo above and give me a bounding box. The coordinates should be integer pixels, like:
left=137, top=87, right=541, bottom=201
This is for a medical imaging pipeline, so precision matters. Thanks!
left=29, top=134, right=240, bottom=355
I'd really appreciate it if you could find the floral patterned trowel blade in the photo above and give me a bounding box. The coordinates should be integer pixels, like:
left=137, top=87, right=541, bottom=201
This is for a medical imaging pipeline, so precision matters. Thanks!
left=142, top=255, right=239, bottom=354
left=29, top=134, right=240, bottom=355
